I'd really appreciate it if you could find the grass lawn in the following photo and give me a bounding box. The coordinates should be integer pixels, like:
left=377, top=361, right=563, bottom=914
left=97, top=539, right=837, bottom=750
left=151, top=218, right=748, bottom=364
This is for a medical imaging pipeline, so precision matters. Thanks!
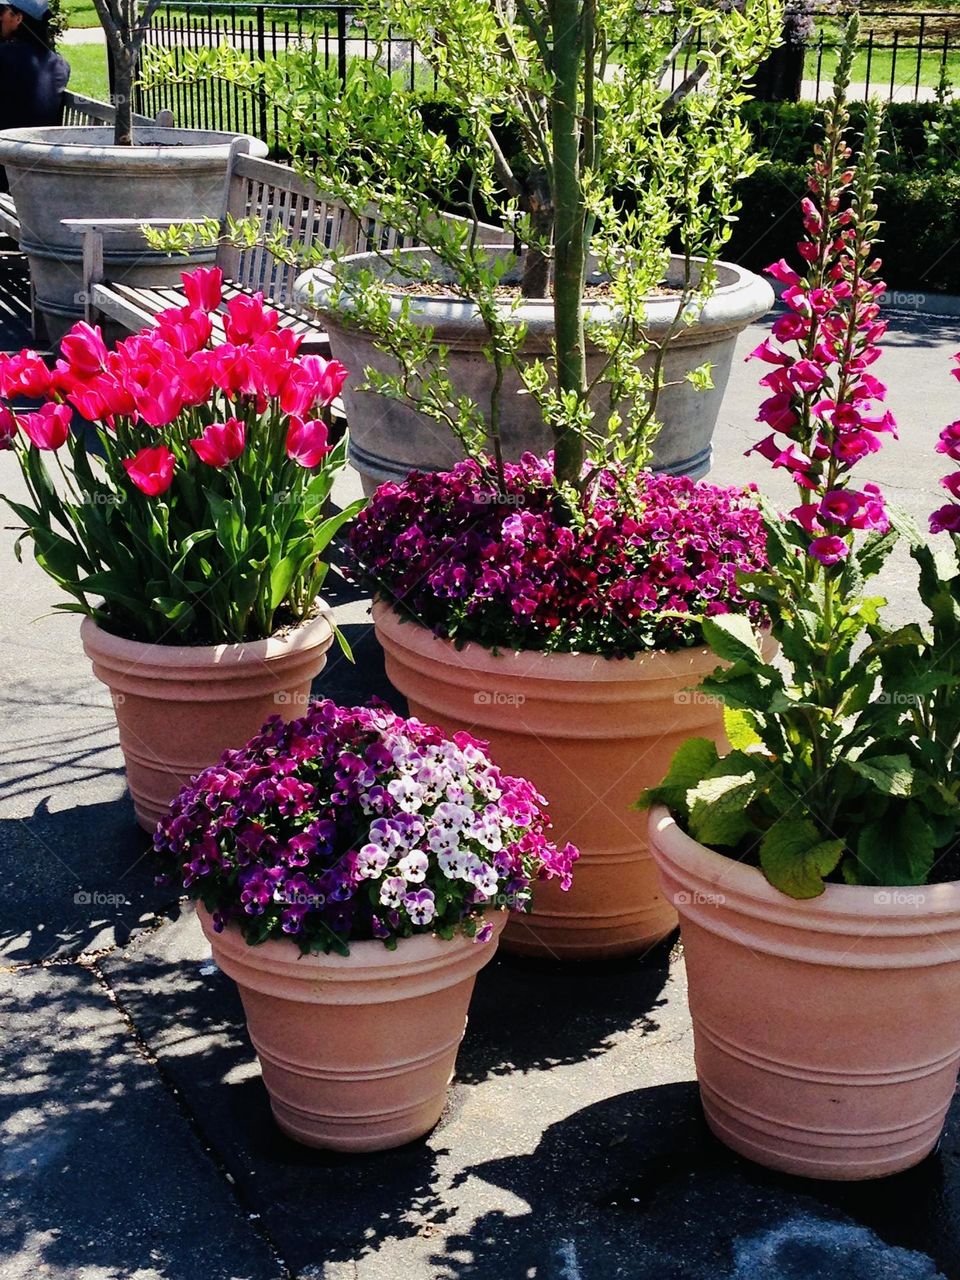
left=61, top=0, right=99, bottom=28
left=63, top=42, right=109, bottom=97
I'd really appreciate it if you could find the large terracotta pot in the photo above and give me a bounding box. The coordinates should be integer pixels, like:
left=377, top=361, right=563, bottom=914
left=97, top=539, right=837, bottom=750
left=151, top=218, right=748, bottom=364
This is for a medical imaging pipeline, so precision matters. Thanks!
left=649, top=806, right=960, bottom=1180
left=373, top=601, right=732, bottom=962
left=81, top=608, right=334, bottom=831
left=198, top=905, right=506, bottom=1152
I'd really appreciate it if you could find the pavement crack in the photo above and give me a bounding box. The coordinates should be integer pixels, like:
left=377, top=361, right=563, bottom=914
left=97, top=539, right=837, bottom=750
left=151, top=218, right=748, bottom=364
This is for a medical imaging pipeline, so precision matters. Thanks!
left=84, top=955, right=297, bottom=1280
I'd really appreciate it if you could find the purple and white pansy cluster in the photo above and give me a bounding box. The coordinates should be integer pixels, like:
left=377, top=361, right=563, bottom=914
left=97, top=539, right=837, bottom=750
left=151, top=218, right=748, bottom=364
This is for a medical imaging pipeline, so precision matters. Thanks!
left=154, top=699, right=577, bottom=952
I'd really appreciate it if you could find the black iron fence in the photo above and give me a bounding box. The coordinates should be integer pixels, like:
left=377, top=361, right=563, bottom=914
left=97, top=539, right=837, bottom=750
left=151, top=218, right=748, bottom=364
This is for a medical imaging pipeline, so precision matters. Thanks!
left=132, top=4, right=960, bottom=144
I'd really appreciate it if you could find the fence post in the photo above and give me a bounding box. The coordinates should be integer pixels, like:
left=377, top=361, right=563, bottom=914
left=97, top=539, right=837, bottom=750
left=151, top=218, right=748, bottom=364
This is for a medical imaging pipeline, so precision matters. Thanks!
left=337, top=6, right=348, bottom=88
left=256, top=4, right=268, bottom=143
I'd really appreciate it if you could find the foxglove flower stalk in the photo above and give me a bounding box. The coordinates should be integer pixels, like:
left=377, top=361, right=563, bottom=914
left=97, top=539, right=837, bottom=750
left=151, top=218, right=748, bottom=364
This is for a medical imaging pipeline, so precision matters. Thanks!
left=747, top=88, right=893, bottom=567
left=154, top=699, right=578, bottom=953
left=930, top=357, right=960, bottom=534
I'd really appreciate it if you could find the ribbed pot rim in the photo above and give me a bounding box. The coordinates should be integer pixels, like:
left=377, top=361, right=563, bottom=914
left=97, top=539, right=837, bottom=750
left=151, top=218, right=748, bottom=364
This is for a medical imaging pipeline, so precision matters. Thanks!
left=80, top=602, right=333, bottom=672
left=297, top=249, right=774, bottom=337
left=0, top=126, right=268, bottom=167
left=649, top=805, right=960, bottom=933
left=373, top=599, right=727, bottom=683
left=197, top=903, right=505, bottom=976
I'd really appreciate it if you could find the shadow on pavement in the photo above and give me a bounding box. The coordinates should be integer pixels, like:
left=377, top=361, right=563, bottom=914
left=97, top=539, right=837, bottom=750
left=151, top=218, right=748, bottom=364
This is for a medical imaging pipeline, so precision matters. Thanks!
left=432, top=1080, right=959, bottom=1280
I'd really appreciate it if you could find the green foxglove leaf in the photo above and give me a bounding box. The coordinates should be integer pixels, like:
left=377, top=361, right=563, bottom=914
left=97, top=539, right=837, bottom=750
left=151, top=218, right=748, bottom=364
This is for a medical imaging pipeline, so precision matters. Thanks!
left=759, top=819, right=844, bottom=899
left=849, top=807, right=935, bottom=887
left=846, top=754, right=916, bottom=797
left=688, top=768, right=759, bottom=846
left=723, top=707, right=763, bottom=752
left=635, top=736, right=720, bottom=820
left=700, top=613, right=762, bottom=665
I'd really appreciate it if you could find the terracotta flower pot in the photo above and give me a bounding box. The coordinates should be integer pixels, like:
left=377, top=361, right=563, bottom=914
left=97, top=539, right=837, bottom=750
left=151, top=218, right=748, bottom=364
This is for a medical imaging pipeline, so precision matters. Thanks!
left=81, top=608, right=334, bottom=831
left=649, top=806, right=960, bottom=1180
left=198, top=906, right=505, bottom=1152
left=373, top=601, right=732, bottom=962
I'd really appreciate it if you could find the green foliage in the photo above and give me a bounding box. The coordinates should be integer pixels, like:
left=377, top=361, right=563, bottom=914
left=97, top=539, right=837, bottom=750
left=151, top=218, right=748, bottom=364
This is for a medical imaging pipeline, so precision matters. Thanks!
left=139, top=0, right=782, bottom=491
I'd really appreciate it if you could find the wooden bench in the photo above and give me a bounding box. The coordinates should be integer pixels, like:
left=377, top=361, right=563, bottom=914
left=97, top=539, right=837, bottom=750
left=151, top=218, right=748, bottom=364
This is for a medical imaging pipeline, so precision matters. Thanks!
left=66, top=141, right=513, bottom=360
left=0, top=92, right=172, bottom=245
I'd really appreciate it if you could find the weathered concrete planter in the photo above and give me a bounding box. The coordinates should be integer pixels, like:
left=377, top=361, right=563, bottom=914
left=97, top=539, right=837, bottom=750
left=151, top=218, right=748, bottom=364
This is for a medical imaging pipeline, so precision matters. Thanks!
left=0, top=126, right=267, bottom=342
left=295, top=248, right=773, bottom=493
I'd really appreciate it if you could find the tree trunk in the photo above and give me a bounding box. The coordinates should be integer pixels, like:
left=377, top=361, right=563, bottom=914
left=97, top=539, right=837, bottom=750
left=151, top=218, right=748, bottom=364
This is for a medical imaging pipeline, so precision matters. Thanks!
left=550, top=0, right=586, bottom=486
left=520, top=168, right=554, bottom=298
left=112, top=48, right=134, bottom=145
left=753, top=40, right=806, bottom=102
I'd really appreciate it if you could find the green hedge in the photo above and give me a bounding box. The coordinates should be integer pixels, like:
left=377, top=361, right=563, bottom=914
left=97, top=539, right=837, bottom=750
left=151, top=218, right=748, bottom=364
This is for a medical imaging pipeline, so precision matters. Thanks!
left=726, top=160, right=960, bottom=295
left=739, top=99, right=960, bottom=173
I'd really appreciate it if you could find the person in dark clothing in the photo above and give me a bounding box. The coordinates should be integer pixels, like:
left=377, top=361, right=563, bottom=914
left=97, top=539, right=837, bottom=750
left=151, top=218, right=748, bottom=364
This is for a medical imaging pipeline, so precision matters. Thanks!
left=0, top=0, right=69, bottom=131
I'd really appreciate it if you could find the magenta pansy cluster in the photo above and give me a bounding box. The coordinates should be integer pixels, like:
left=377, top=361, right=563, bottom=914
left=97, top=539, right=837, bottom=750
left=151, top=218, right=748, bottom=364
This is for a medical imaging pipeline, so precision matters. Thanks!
left=154, top=700, right=577, bottom=952
left=348, top=456, right=767, bottom=655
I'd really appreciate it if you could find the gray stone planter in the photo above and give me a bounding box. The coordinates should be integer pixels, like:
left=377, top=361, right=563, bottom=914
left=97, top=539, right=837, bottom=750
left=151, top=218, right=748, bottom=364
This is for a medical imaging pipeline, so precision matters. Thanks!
left=295, top=248, right=773, bottom=493
left=0, top=126, right=268, bottom=343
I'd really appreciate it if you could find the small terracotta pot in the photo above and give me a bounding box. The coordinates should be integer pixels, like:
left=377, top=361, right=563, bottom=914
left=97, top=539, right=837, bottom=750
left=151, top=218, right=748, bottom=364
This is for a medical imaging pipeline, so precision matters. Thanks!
left=649, top=806, right=960, bottom=1180
left=373, top=602, right=733, bottom=962
left=81, top=608, right=334, bottom=831
left=198, top=906, right=505, bottom=1152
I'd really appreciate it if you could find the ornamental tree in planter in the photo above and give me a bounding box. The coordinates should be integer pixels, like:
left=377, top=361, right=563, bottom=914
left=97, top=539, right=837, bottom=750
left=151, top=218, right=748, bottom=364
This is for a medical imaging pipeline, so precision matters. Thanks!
left=639, top=38, right=960, bottom=1180
left=159, top=0, right=781, bottom=491
left=154, top=700, right=577, bottom=1151
left=0, top=269, right=359, bottom=829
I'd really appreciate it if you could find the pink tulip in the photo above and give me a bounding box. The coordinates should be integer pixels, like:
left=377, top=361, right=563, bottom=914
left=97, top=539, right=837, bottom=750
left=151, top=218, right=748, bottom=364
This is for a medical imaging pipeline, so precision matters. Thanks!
left=285, top=415, right=330, bottom=467
left=0, top=349, right=54, bottom=399
left=59, top=321, right=108, bottom=377
left=190, top=418, right=245, bottom=467
left=122, top=445, right=176, bottom=496
left=181, top=267, right=223, bottom=313
left=0, top=405, right=17, bottom=449
left=21, top=402, right=72, bottom=450
left=941, top=472, right=960, bottom=499
left=223, top=292, right=278, bottom=345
